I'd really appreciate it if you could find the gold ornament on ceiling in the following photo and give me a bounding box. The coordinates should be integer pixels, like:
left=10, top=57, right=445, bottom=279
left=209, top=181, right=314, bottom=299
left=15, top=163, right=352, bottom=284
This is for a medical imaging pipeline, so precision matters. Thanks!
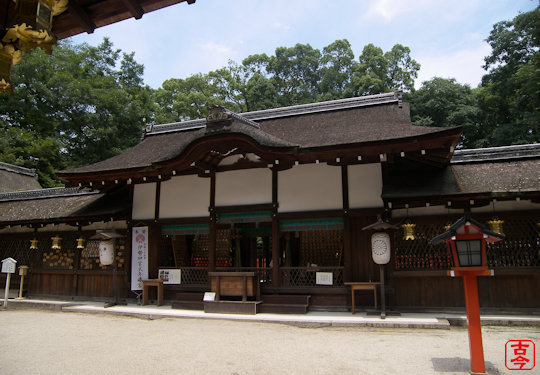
left=1, top=0, right=68, bottom=94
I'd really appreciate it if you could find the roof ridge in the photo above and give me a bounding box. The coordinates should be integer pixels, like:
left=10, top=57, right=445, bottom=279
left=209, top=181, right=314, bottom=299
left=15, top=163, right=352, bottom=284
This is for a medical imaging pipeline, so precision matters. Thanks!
left=0, top=162, right=37, bottom=177
left=243, top=91, right=401, bottom=121
left=0, top=187, right=98, bottom=202
left=452, top=143, right=540, bottom=164
left=144, top=91, right=401, bottom=137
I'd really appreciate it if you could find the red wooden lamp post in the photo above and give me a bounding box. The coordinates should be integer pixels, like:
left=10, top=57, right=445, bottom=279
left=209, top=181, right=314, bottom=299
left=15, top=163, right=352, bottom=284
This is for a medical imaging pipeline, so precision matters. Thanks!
left=432, top=214, right=504, bottom=374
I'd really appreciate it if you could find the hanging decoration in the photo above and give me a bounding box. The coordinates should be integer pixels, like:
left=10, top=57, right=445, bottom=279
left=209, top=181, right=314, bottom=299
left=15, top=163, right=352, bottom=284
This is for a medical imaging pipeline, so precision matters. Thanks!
left=401, top=221, right=416, bottom=240
left=487, top=200, right=504, bottom=235
left=401, top=205, right=416, bottom=240
left=487, top=219, right=504, bottom=235
left=29, top=238, right=38, bottom=249
left=76, top=236, right=85, bottom=249
left=51, top=235, right=61, bottom=249
left=1, top=0, right=69, bottom=94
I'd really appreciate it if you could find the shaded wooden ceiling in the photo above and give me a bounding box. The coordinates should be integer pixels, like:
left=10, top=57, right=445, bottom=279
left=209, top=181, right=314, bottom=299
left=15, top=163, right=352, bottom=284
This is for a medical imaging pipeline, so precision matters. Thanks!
left=52, top=0, right=196, bottom=40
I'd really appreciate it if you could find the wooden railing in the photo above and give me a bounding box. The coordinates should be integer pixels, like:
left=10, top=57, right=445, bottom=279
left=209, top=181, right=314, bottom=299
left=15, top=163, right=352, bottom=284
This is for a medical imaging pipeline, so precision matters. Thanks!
left=178, top=267, right=272, bottom=286
left=394, top=217, right=540, bottom=271
left=280, top=267, right=344, bottom=287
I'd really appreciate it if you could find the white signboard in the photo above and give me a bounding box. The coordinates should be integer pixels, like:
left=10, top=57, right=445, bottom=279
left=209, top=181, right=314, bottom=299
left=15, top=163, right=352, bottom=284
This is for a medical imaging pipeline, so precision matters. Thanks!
left=158, top=269, right=181, bottom=284
left=203, top=292, right=216, bottom=302
left=131, top=227, right=149, bottom=291
left=1, top=258, right=17, bottom=274
left=316, top=272, right=333, bottom=285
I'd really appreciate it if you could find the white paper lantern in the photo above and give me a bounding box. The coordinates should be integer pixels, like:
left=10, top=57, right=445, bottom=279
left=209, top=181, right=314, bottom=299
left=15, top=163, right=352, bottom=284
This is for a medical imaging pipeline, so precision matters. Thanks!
left=99, top=240, right=115, bottom=266
left=371, top=232, right=391, bottom=264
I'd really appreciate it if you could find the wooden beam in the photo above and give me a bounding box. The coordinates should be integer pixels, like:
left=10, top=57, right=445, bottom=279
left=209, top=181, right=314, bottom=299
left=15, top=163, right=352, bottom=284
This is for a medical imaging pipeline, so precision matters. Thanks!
left=122, top=0, right=144, bottom=19
left=208, top=170, right=216, bottom=272
left=271, top=167, right=280, bottom=287
left=67, top=1, right=96, bottom=34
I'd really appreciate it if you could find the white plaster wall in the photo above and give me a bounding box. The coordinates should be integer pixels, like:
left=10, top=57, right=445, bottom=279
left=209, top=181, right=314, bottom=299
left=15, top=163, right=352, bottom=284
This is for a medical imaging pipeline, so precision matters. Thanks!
left=216, top=168, right=271, bottom=206
left=278, top=163, right=342, bottom=212
left=160, top=175, right=210, bottom=218
left=132, top=183, right=156, bottom=220
left=348, top=163, right=384, bottom=209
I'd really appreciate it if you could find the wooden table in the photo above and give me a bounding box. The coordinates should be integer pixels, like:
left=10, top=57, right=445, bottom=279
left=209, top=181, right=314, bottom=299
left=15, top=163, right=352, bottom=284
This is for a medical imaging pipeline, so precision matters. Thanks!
left=208, top=272, right=260, bottom=301
left=344, top=282, right=381, bottom=313
left=141, top=279, right=164, bottom=306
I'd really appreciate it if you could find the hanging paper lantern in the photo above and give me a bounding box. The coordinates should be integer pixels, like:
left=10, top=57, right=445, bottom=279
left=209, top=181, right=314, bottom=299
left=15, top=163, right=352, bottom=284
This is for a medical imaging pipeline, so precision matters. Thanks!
left=99, top=240, right=115, bottom=266
left=401, top=222, right=416, bottom=241
left=371, top=232, right=391, bottom=265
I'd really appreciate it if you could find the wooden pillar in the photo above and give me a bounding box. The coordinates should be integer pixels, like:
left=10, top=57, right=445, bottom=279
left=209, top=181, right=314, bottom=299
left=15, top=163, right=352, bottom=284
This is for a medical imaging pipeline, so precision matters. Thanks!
left=208, top=170, right=216, bottom=272
left=341, top=165, right=352, bottom=282
left=271, top=167, right=280, bottom=286
left=148, top=223, right=160, bottom=279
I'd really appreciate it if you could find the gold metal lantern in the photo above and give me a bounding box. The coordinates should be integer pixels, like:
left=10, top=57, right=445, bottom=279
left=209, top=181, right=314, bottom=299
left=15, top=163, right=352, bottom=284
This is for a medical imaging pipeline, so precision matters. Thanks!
left=487, top=219, right=504, bottom=235
left=29, top=238, right=39, bottom=250
left=51, top=235, right=62, bottom=249
left=76, top=236, right=85, bottom=249
left=401, top=222, right=416, bottom=241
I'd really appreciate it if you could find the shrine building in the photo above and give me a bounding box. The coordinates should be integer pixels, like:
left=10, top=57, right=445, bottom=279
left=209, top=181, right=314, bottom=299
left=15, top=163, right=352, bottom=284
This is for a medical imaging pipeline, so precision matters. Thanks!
left=1, top=91, right=538, bottom=313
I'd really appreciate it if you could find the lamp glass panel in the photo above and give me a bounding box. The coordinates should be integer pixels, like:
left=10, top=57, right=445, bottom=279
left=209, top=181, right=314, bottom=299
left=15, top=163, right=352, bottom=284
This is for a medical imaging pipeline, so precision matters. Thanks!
left=455, top=240, right=482, bottom=267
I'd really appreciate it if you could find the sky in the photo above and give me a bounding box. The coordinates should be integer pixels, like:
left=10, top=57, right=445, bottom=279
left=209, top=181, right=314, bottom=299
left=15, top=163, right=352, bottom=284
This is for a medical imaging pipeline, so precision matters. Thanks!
left=71, top=0, right=537, bottom=90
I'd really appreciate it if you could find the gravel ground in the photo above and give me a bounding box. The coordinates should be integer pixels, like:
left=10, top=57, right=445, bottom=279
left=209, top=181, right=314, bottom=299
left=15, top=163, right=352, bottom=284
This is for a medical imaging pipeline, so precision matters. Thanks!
left=0, top=310, right=538, bottom=375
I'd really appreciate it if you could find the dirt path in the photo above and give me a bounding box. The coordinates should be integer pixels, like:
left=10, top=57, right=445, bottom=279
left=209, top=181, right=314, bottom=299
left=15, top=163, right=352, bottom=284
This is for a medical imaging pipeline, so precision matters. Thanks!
left=0, top=310, right=538, bottom=374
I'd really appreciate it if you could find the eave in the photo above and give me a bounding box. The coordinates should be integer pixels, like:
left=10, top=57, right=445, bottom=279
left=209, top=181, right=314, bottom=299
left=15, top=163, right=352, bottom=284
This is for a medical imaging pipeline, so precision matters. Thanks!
left=52, top=0, right=196, bottom=39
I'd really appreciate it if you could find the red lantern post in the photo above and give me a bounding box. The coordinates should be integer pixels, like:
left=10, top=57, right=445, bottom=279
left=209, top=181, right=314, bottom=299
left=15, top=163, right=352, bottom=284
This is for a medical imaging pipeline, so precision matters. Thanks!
left=432, top=214, right=504, bottom=375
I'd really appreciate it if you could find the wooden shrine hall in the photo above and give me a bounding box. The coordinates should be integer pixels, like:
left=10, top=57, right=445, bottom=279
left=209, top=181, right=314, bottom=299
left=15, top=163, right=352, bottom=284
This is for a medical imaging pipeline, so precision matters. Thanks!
left=1, top=92, right=539, bottom=314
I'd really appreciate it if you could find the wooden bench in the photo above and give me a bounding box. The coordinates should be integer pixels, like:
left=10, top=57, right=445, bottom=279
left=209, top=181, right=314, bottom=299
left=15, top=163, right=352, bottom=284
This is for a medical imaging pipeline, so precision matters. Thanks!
left=344, top=282, right=381, bottom=313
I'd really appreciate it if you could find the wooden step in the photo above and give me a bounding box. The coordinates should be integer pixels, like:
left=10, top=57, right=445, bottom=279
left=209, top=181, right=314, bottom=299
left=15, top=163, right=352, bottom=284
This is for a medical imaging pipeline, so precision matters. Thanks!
left=171, top=292, right=205, bottom=310
left=171, top=301, right=204, bottom=310
left=261, top=294, right=311, bottom=305
left=175, top=292, right=206, bottom=301
left=204, top=300, right=261, bottom=315
left=258, top=303, right=309, bottom=314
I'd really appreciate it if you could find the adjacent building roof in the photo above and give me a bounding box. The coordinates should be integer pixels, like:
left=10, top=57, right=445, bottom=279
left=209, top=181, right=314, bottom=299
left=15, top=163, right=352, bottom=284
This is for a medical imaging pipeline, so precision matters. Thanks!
left=58, top=92, right=460, bottom=180
left=0, top=162, right=41, bottom=193
left=0, top=187, right=130, bottom=225
left=383, top=144, right=540, bottom=202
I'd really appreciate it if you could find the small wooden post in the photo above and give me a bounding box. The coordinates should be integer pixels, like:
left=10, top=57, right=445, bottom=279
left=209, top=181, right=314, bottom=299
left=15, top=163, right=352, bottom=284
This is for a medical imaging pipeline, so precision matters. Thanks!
left=379, top=264, right=386, bottom=319
left=16, top=266, right=29, bottom=300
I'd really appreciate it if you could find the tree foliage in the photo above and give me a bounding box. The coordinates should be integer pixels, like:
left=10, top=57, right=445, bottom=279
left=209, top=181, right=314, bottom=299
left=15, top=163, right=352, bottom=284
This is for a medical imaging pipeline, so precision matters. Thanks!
left=476, top=6, right=539, bottom=146
left=153, top=39, right=420, bottom=122
left=409, top=77, right=481, bottom=148
left=0, top=39, right=153, bottom=187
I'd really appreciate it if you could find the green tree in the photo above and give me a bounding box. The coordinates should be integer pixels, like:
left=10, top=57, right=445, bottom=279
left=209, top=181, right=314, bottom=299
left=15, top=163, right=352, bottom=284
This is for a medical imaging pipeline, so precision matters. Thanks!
left=266, top=43, right=322, bottom=106
left=409, top=77, right=482, bottom=147
left=319, top=39, right=357, bottom=100
left=352, top=43, right=420, bottom=95
left=476, top=6, right=539, bottom=146
left=0, top=38, right=153, bottom=187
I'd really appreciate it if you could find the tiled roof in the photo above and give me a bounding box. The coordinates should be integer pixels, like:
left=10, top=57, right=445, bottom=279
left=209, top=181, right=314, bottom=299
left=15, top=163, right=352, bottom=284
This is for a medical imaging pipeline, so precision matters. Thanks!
left=383, top=145, right=540, bottom=200
left=0, top=162, right=41, bottom=193
left=58, top=92, right=452, bottom=176
left=0, top=187, right=130, bottom=224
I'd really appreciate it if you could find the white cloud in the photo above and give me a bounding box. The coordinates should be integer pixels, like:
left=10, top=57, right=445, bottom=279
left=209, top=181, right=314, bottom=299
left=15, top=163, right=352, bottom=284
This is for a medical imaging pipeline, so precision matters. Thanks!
left=416, top=44, right=492, bottom=88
